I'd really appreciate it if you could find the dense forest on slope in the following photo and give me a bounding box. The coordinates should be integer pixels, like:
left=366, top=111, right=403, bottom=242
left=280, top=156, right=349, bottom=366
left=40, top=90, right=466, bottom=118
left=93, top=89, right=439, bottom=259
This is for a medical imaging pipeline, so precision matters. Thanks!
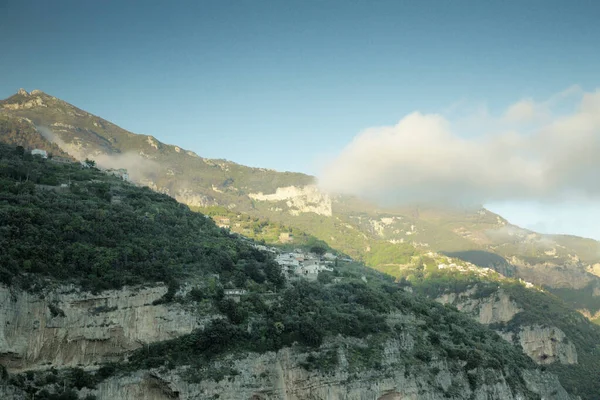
left=0, top=142, right=284, bottom=294
left=0, top=141, right=554, bottom=399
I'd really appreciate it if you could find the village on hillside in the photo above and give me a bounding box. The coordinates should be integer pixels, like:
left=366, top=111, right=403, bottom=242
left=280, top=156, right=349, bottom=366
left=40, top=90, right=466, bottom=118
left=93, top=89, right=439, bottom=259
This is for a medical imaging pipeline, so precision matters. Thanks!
left=221, top=243, right=355, bottom=298
left=254, top=243, right=342, bottom=281
left=234, top=234, right=353, bottom=281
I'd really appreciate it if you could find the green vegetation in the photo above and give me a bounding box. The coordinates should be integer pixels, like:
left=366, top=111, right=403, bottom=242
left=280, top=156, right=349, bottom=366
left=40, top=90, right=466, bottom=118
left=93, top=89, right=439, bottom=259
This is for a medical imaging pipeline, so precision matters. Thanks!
left=547, top=284, right=600, bottom=316
left=193, top=205, right=333, bottom=253
left=2, top=367, right=99, bottom=400
left=0, top=142, right=284, bottom=293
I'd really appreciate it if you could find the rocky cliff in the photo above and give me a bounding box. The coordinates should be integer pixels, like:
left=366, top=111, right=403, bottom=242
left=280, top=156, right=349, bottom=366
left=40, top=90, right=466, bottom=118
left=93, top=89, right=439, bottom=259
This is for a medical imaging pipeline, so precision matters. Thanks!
left=436, top=287, right=577, bottom=364
left=0, top=283, right=202, bottom=371
left=249, top=185, right=333, bottom=217
left=435, top=287, right=578, bottom=366
left=515, top=326, right=577, bottom=365
left=436, top=288, right=522, bottom=325
left=88, top=349, right=571, bottom=400
left=0, top=319, right=573, bottom=400
left=0, top=282, right=575, bottom=400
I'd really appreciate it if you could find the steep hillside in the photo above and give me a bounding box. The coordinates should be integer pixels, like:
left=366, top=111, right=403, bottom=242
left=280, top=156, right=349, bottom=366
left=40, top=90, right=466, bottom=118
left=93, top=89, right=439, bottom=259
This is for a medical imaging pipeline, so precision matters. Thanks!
left=404, top=259, right=600, bottom=399
left=0, top=90, right=313, bottom=208
left=3, top=88, right=600, bottom=319
left=0, top=114, right=73, bottom=160
left=0, top=142, right=573, bottom=399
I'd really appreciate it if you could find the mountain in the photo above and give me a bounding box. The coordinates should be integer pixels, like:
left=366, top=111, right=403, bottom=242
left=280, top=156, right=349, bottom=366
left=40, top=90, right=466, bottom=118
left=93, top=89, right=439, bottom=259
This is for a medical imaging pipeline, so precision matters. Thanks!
left=3, top=88, right=600, bottom=321
left=0, top=141, right=573, bottom=399
left=3, top=89, right=600, bottom=397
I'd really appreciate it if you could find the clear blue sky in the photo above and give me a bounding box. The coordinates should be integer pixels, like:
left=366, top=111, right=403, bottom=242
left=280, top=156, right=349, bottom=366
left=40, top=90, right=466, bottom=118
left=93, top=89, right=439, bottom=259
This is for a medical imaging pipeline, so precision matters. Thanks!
left=1, top=0, right=600, bottom=238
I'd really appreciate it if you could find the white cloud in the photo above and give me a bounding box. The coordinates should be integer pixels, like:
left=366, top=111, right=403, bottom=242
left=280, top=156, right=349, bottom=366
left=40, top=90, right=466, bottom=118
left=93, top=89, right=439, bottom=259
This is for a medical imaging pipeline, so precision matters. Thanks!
left=504, top=99, right=537, bottom=123
left=318, top=87, right=600, bottom=206
left=37, top=125, right=160, bottom=182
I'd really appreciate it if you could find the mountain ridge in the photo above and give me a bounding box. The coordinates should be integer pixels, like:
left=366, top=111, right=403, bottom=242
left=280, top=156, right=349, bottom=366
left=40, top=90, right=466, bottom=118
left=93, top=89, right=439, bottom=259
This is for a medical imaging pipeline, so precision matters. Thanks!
left=3, top=88, right=600, bottom=318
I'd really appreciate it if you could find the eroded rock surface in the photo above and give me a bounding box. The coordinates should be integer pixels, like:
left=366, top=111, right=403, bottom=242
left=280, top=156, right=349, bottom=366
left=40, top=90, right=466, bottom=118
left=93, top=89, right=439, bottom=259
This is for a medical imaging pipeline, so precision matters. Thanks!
left=0, top=284, right=202, bottom=371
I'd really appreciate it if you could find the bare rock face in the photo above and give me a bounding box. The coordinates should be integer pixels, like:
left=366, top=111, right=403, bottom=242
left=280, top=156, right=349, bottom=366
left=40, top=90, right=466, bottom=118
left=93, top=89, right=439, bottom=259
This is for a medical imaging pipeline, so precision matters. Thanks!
left=436, top=288, right=578, bottom=366
left=518, top=326, right=578, bottom=365
left=174, top=188, right=218, bottom=208
left=0, top=285, right=575, bottom=399
left=2, top=95, right=46, bottom=110
left=249, top=186, right=333, bottom=216
left=436, top=288, right=522, bottom=325
left=0, top=284, right=202, bottom=371
left=89, top=343, right=571, bottom=400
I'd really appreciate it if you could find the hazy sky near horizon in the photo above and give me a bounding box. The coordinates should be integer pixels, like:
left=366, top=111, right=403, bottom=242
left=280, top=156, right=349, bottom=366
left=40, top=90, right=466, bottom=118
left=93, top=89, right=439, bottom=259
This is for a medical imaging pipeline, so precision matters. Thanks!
left=1, top=1, right=600, bottom=239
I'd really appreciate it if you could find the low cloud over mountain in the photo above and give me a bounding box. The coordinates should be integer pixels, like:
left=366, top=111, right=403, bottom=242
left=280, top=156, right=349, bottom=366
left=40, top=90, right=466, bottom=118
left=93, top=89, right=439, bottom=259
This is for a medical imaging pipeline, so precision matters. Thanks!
left=318, top=86, right=600, bottom=206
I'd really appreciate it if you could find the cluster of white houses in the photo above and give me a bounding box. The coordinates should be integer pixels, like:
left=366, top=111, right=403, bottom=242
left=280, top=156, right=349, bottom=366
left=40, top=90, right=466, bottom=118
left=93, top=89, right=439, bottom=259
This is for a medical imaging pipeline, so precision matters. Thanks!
left=221, top=248, right=340, bottom=298
left=270, top=247, right=337, bottom=280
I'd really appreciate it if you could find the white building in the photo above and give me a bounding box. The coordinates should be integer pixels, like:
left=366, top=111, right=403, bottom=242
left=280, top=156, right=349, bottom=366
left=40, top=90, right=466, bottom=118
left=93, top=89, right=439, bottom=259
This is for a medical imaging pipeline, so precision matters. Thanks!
left=224, top=288, right=247, bottom=296
left=299, top=264, right=333, bottom=275
left=31, top=149, right=48, bottom=159
left=303, top=258, right=320, bottom=267
left=275, top=253, right=300, bottom=268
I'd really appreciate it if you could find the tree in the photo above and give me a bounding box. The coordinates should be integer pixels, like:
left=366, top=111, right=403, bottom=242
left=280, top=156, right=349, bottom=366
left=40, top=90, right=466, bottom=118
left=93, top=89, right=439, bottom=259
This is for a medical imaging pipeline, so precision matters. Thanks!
left=310, top=245, right=327, bottom=256
left=84, top=158, right=96, bottom=167
left=317, top=271, right=334, bottom=284
left=299, top=318, right=324, bottom=347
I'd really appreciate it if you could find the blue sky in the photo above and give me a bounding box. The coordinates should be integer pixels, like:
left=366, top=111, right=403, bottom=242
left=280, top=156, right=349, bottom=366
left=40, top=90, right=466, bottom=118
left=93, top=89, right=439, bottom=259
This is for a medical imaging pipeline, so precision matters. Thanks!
left=1, top=1, right=600, bottom=238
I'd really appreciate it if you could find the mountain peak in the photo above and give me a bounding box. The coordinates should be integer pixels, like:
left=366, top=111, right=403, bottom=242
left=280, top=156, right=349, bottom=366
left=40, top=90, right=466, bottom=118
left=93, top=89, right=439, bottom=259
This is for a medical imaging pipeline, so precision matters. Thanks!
left=15, top=88, right=44, bottom=97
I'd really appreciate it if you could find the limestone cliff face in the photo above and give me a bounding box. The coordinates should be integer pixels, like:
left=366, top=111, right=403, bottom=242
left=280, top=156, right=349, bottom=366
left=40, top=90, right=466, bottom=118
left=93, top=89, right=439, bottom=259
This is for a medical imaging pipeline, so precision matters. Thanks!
left=0, top=284, right=574, bottom=399
left=497, top=326, right=577, bottom=365
left=249, top=186, right=333, bottom=216
left=517, top=326, right=577, bottom=365
left=0, top=284, right=202, bottom=371
left=89, top=342, right=571, bottom=400
left=436, top=288, right=578, bottom=366
left=436, top=288, right=521, bottom=325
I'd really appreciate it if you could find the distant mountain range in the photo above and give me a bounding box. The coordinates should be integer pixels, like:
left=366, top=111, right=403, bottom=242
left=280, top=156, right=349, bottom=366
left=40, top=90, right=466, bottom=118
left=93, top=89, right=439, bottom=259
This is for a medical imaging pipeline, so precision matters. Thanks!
left=2, top=88, right=600, bottom=321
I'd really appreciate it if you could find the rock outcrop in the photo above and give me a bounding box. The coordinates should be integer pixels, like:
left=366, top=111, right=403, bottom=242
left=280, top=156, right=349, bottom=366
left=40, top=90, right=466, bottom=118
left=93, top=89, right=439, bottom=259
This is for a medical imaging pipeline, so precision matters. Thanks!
left=436, top=287, right=578, bottom=366
left=436, top=288, right=521, bottom=325
left=88, top=343, right=571, bottom=400
left=250, top=185, right=333, bottom=216
left=0, top=283, right=575, bottom=399
left=2, top=95, right=46, bottom=110
left=517, top=326, right=578, bottom=365
left=0, top=284, right=202, bottom=371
